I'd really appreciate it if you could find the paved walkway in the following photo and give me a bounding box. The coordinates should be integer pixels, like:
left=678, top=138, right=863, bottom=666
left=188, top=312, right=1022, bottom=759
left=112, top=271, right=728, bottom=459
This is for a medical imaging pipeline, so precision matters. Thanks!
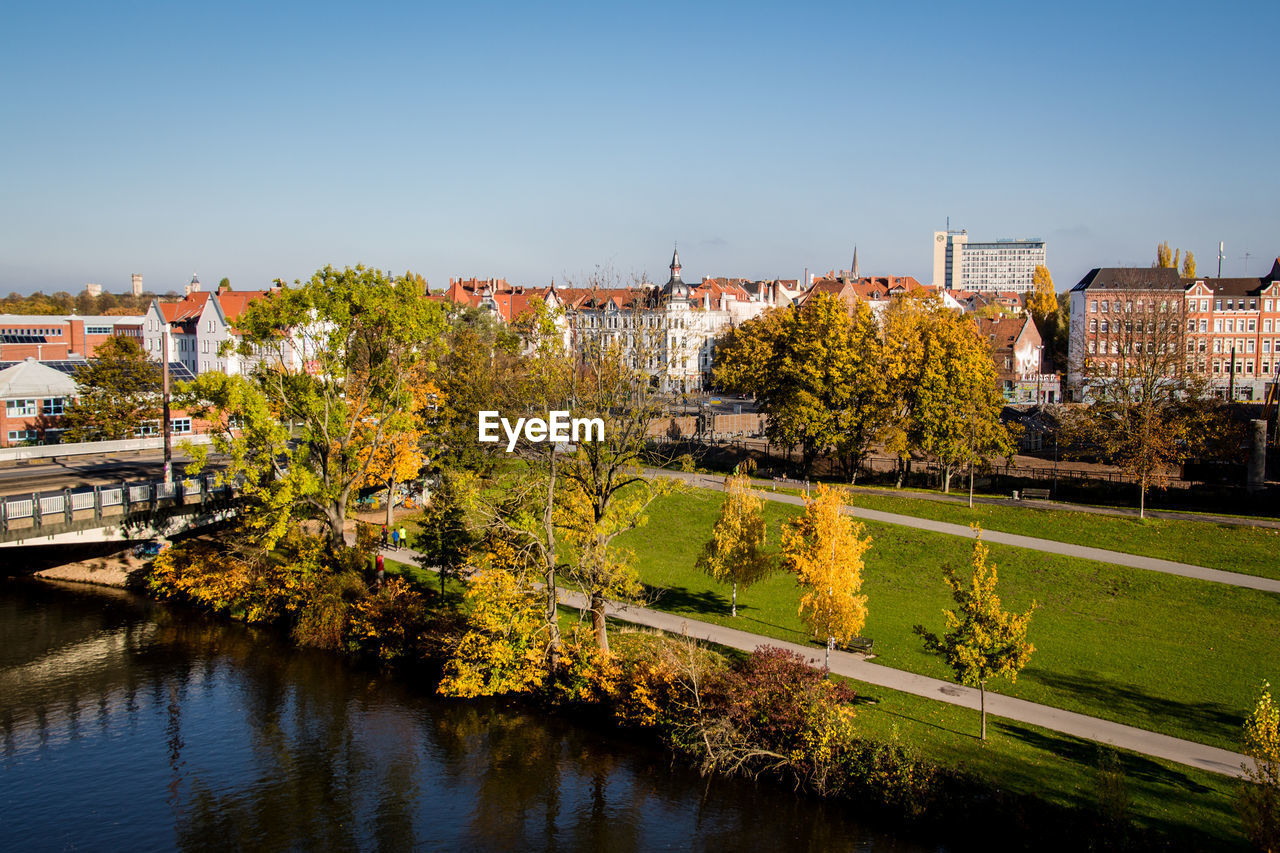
left=654, top=469, right=1280, bottom=595
left=380, top=543, right=1254, bottom=780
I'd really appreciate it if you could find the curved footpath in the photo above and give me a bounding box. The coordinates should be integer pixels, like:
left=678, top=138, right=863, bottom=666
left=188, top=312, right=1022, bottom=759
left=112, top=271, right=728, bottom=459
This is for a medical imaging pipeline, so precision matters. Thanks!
left=382, top=542, right=1254, bottom=780
left=653, top=469, right=1280, bottom=595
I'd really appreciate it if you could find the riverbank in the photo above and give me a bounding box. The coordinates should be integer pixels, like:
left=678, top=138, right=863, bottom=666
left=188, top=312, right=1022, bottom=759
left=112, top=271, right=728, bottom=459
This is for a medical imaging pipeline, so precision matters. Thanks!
left=33, top=546, right=149, bottom=588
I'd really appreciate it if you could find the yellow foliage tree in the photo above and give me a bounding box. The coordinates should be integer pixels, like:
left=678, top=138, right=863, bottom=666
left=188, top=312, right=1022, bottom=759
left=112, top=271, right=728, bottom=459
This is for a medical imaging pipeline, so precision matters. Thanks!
left=914, top=528, right=1037, bottom=740
left=696, top=470, right=775, bottom=616
left=1241, top=682, right=1280, bottom=851
left=1156, top=241, right=1174, bottom=268
left=780, top=484, right=871, bottom=670
left=438, top=566, right=550, bottom=698
left=1183, top=251, right=1197, bottom=279
left=1026, top=265, right=1057, bottom=319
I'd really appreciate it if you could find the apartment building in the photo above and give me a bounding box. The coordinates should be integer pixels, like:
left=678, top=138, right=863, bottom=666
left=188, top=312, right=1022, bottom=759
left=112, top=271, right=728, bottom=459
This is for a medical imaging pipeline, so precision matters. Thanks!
left=1067, top=259, right=1280, bottom=401
left=973, top=315, right=1058, bottom=404
left=142, top=285, right=283, bottom=375
left=933, top=231, right=1046, bottom=293
left=0, top=314, right=145, bottom=361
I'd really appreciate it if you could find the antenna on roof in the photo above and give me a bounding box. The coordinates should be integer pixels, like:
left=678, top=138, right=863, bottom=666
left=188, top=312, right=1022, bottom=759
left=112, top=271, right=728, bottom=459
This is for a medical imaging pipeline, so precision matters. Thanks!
left=1243, top=251, right=1252, bottom=276
left=1218, top=242, right=1225, bottom=278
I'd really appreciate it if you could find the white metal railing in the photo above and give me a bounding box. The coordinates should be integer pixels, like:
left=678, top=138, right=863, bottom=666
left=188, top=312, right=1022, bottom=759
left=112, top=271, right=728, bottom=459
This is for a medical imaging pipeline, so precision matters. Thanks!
left=0, top=476, right=234, bottom=534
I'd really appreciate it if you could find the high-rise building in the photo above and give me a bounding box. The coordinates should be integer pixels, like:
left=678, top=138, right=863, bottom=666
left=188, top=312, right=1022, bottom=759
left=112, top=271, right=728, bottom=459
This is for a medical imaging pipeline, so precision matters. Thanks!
left=932, top=231, right=1046, bottom=293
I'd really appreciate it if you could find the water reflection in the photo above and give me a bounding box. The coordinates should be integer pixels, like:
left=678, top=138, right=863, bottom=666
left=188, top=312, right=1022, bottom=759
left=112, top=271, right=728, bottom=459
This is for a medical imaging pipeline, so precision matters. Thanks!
left=0, top=578, right=928, bottom=851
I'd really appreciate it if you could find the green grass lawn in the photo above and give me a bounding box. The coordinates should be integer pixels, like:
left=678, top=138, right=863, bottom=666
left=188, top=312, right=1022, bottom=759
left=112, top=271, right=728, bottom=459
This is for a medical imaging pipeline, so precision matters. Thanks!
left=602, top=626, right=1247, bottom=850
left=824, top=487, right=1280, bottom=580
left=614, top=489, right=1280, bottom=752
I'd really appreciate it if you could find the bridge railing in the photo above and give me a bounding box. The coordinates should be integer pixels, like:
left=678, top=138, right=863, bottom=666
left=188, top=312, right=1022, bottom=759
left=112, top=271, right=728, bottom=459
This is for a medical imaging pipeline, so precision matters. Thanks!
left=0, top=475, right=235, bottom=533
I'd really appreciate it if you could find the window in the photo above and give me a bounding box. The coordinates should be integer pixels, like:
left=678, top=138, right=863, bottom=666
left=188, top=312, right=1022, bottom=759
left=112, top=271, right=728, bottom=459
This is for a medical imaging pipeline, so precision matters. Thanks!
left=1214, top=319, right=1223, bottom=332
left=1246, top=361, right=1254, bottom=373
left=6, top=429, right=37, bottom=443
left=1247, top=340, right=1256, bottom=353
left=1087, top=340, right=1096, bottom=353
left=133, top=423, right=157, bottom=437
left=1267, top=300, right=1275, bottom=312
left=1101, top=320, right=1109, bottom=333
left=1266, top=341, right=1273, bottom=354
left=1187, top=319, right=1196, bottom=332
left=85, top=325, right=111, bottom=335
left=1227, top=299, right=1235, bottom=310
left=6, top=399, right=36, bottom=416
left=1101, top=301, right=1109, bottom=312
left=1227, top=319, right=1235, bottom=333
left=170, top=418, right=192, bottom=434
left=1215, top=299, right=1222, bottom=311
left=1089, top=300, right=1097, bottom=312
left=41, top=398, right=64, bottom=416
left=1090, top=319, right=1098, bottom=332
left=1249, top=319, right=1257, bottom=332
left=1250, top=299, right=1257, bottom=310
left=1267, top=320, right=1274, bottom=333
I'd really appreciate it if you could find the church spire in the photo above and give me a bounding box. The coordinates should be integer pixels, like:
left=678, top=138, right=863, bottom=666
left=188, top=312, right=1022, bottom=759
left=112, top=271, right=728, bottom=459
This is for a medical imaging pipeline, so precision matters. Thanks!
left=670, top=244, right=681, bottom=279
left=852, top=245, right=859, bottom=278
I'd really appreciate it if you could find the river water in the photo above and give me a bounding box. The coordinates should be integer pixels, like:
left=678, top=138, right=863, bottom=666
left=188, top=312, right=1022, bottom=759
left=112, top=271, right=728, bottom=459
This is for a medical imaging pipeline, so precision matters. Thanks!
left=0, top=578, right=931, bottom=852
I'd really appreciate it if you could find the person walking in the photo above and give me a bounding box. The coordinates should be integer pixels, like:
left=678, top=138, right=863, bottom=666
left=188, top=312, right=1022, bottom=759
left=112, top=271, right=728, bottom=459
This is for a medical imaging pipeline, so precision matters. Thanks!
left=399, top=526, right=408, bottom=551
left=375, top=553, right=385, bottom=588
left=391, top=527, right=400, bottom=549
left=381, top=524, right=388, bottom=546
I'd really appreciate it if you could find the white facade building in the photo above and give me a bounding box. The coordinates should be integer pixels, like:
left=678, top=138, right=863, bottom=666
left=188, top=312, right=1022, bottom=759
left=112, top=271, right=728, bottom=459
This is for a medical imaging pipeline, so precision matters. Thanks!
left=933, top=231, right=1046, bottom=293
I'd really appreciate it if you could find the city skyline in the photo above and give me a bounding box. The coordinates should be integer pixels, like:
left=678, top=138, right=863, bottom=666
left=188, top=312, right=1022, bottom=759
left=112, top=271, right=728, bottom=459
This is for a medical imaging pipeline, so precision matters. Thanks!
left=2, top=1, right=1276, bottom=295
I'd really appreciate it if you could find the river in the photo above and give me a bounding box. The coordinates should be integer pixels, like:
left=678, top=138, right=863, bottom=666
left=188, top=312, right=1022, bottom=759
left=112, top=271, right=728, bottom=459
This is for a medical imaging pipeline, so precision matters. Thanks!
left=0, top=577, right=932, bottom=851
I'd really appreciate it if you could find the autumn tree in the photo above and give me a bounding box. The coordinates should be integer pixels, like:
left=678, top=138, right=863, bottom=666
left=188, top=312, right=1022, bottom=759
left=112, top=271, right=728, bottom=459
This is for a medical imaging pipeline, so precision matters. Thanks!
left=557, top=332, right=676, bottom=654
left=883, top=296, right=1012, bottom=493
left=1182, top=251, right=1197, bottom=279
left=1156, top=241, right=1174, bottom=268
left=914, top=529, right=1037, bottom=740
left=438, top=565, right=550, bottom=698
left=358, top=418, right=426, bottom=529
left=780, top=484, right=872, bottom=671
left=1240, top=682, right=1280, bottom=852
left=715, top=293, right=892, bottom=479
left=64, top=335, right=162, bottom=441
left=696, top=470, right=775, bottom=616
left=1065, top=292, right=1209, bottom=517
left=1026, top=265, right=1058, bottom=319
left=181, top=266, right=446, bottom=553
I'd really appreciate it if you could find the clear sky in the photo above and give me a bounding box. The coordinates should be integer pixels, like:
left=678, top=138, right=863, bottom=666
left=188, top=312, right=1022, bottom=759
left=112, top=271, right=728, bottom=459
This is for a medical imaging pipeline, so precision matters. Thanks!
left=2, top=0, right=1276, bottom=297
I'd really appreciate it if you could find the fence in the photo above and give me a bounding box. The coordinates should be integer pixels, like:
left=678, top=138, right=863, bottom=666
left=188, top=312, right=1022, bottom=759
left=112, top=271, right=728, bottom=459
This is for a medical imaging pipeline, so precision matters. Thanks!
left=0, top=475, right=233, bottom=533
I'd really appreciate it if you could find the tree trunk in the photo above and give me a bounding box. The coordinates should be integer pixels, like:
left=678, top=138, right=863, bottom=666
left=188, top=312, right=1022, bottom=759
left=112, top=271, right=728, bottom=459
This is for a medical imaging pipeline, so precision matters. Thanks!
left=1139, top=476, right=1146, bottom=520
left=326, top=502, right=347, bottom=554
left=385, top=478, right=396, bottom=529
left=942, top=465, right=952, bottom=494
left=544, top=452, right=561, bottom=665
left=824, top=636, right=832, bottom=673
left=980, top=681, right=987, bottom=741
left=590, top=592, right=609, bottom=654
left=969, top=464, right=975, bottom=509
left=731, top=582, right=737, bottom=617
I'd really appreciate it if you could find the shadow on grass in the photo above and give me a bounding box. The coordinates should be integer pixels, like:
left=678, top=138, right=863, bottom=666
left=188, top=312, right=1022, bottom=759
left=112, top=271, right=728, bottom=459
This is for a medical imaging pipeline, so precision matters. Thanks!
left=996, top=721, right=1214, bottom=792
left=1024, top=667, right=1242, bottom=744
left=642, top=583, right=729, bottom=617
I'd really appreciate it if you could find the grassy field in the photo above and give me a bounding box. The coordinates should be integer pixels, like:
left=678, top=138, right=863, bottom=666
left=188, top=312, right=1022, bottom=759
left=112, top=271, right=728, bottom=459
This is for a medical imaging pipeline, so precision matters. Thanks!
left=823, top=487, right=1280, bottom=580
left=611, top=626, right=1249, bottom=850
left=388, top=545, right=1250, bottom=847
left=614, top=489, right=1280, bottom=753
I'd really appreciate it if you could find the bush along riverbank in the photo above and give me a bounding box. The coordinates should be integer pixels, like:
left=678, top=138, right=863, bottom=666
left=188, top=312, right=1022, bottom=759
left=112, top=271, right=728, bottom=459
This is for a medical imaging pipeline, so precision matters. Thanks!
left=145, top=525, right=1248, bottom=852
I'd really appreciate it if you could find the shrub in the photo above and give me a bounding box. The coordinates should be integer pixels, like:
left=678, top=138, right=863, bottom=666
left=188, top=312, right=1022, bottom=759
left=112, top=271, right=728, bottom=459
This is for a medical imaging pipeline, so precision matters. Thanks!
left=346, top=578, right=430, bottom=663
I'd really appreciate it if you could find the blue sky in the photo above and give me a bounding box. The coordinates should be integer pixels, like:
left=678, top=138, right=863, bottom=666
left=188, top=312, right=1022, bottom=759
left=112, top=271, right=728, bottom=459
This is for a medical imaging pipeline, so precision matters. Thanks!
left=2, top=0, right=1276, bottom=297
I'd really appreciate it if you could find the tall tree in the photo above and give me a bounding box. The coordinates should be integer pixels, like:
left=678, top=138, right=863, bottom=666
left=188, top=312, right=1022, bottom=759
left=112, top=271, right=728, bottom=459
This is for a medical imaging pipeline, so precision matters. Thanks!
left=64, top=335, right=162, bottom=441
left=417, top=470, right=476, bottom=595
left=438, top=564, right=550, bottom=698
left=1026, top=265, right=1057, bottom=319
left=696, top=469, right=775, bottom=616
left=1065, top=295, right=1213, bottom=517
left=914, top=530, right=1037, bottom=740
left=557, top=333, right=675, bottom=653
left=182, top=266, right=446, bottom=553
left=884, top=296, right=1011, bottom=493
left=1155, top=241, right=1174, bottom=268
left=1240, top=682, right=1280, bottom=852
left=1182, top=251, right=1197, bottom=279
left=780, top=484, right=872, bottom=671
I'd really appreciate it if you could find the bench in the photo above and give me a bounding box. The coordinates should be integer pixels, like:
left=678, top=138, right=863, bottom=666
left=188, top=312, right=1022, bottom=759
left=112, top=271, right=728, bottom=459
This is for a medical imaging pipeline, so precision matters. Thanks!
left=839, top=637, right=874, bottom=655
left=1021, top=488, right=1050, bottom=500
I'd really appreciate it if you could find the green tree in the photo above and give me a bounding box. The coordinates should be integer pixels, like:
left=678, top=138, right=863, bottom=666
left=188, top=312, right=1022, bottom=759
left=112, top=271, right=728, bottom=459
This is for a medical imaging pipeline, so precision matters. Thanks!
left=1240, top=682, right=1280, bottom=852
left=182, top=265, right=446, bottom=553
left=914, top=530, right=1037, bottom=740
left=696, top=469, right=774, bottom=616
left=418, top=471, right=476, bottom=596
left=64, top=335, right=162, bottom=441
left=780, top=484, right=872, bottom=671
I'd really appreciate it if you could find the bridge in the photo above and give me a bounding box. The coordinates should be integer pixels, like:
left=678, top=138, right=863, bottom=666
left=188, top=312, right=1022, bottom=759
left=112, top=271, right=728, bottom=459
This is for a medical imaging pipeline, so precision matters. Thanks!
left=0, top=475, right=237, bottom=548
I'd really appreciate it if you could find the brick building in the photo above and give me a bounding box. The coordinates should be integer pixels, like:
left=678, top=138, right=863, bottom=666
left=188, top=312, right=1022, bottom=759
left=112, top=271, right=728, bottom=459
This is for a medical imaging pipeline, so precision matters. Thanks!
left=0, top=314, right=145, bottom=361
left=1067, top=259, right=1280, bottom=401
